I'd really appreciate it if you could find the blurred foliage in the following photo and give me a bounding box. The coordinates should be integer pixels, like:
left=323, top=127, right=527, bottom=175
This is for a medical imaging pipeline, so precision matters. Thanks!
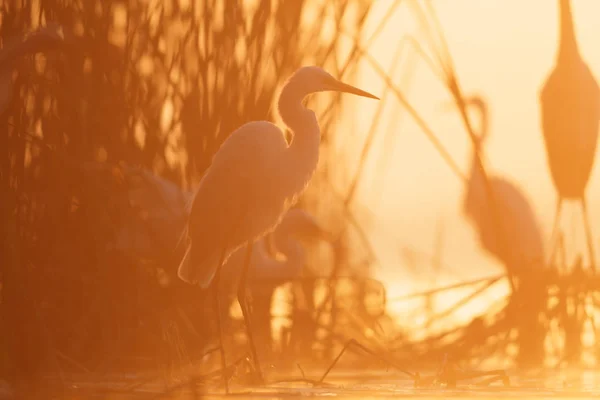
left=3, top=0, right=594, bottom=393
left=0, top=0, right=380, bottom=385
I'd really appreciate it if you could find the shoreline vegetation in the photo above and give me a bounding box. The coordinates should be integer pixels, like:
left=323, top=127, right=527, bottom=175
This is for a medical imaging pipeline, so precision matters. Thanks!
left=0, top=0, right=599, bottom=397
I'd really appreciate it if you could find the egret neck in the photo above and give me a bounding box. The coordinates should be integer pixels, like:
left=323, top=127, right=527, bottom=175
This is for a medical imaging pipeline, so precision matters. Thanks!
left=277, top=81, right=321, bottom=197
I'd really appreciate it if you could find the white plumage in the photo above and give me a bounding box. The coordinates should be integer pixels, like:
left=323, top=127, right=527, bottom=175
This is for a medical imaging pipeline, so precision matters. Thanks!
left=178, top=67, right=377, bottom=288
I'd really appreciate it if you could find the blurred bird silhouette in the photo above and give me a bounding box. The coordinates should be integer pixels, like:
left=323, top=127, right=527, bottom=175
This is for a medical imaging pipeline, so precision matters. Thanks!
left=79, top=162, right=192, bottom=269
left=177, top=66, right=378, bottom=384
left=539, top=0, right=600, bottom=270
left=219, top=208, right=327, bottom=297
left=459, top=96, right=545, bottom=290
left=0, top=24, right=66, bottom=115
left=218, top=208, right=328, bottom=361
left=114, top=166, right=192, bottom=259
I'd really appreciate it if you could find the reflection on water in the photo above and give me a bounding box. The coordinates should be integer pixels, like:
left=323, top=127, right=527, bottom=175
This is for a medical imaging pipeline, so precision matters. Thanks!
left=23, top=368, right=600, bottom=399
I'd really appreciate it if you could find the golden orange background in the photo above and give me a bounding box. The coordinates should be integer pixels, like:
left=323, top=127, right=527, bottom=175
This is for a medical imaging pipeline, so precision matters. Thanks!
left=335, top=0, right=600, bottom=320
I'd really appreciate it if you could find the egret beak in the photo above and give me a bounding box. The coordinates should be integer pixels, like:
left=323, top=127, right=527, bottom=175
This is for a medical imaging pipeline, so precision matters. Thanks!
left=330, top=79, right=379, bottom=100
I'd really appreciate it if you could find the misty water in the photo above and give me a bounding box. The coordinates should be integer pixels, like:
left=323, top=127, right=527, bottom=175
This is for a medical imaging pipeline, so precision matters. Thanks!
left=24, top=368, right=600, bottom=399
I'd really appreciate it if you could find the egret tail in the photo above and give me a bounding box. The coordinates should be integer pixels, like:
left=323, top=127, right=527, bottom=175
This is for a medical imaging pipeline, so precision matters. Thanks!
left=177, top=242, right=220, bottom=288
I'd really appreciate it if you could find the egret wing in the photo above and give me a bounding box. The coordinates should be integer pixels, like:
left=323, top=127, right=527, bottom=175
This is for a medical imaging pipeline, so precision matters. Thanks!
left=179, top=121, right=288, bottom=287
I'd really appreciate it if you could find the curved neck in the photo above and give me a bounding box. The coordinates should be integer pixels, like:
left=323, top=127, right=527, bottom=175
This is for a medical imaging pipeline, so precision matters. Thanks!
left=472, top=103, right=488, bottom=147
left=465, top=103, right=488, bottom=218
left=277, top=83, right=320, bottom=195
left=464, top=158, right=485, bottom=220
left=557, top=0, right=579, bottom=62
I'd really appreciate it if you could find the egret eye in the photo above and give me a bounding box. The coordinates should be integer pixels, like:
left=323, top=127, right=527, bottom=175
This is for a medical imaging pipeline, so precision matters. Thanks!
left=321, top=75, right=338, bottom=90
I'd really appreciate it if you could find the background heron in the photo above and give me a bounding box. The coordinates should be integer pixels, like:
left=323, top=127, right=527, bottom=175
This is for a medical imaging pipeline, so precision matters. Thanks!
left=218, top=208, right=329, bottom=363
left=177, top=66, right=378, bottom=385
left=539, top=0, right=600, bottom=270
left=459, top=96, right=545, bottom=290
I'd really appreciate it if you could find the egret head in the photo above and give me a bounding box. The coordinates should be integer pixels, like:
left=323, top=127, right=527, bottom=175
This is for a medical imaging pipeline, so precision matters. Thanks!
left=438, top=95, right=489, bottom=145
left=286, top=66, right=379, bottom=100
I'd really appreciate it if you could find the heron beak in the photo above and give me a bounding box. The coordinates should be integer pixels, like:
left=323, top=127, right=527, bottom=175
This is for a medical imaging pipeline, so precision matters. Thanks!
left=331, top=79, right=379, bottom=100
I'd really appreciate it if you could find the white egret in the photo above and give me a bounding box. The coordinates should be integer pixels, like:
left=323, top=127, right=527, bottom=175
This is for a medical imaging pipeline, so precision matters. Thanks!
left=539, top=0, right=600, bottom=270
left=177, top=66, right=378, bottom=384
left=460, top=96, right=545, bottom=289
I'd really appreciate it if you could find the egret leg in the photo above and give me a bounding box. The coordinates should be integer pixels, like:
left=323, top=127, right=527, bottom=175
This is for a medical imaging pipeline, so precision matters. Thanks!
left=581, top=197, right=596, bottom=273
left=318, top=339, right=415, bottom=384
left=210, top=219, right=247, bottom=393
left=557, top=232, right=567, bottom=274
left=548, top=197, right=563, bottom=267
left=211, top=263, right=229, bottom=393
left=238, top=240, right=264, bottom=384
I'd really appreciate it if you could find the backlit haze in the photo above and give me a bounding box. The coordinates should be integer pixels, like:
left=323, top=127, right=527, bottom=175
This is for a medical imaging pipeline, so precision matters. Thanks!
left=340, top=1, right=600, bottom=321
